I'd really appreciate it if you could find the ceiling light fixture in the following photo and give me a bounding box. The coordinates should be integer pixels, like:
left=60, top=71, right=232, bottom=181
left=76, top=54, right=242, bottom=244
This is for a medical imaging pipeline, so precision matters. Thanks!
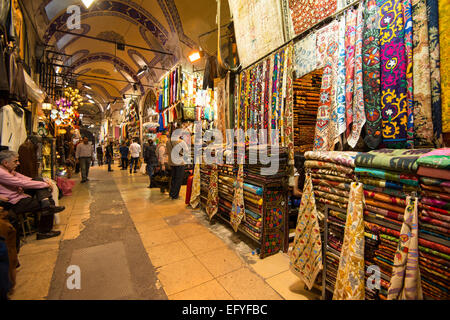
left=188, top=49, right=203, bottom=63
left=137, top=65, right=148, bottom=76
left=81, top=0, right=96, bottom=9
left=86, top=94, right=92, bottom=99
left=84, top=84, right=92, bottom=90
left=88, top=99, right=95, bottom=104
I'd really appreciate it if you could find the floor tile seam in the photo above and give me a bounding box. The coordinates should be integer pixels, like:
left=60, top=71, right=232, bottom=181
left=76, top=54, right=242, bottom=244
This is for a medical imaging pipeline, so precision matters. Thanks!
left=194, top=254, right=245, bottom=281
left=179, top=235, right=228, bottom=256
left=166, top=278, right=235, bottom=300
left=163, top=277, right=217, bottom=297
left=142, top=236, right=182, bottom=250
left=150, top=254, right=195, bottom=270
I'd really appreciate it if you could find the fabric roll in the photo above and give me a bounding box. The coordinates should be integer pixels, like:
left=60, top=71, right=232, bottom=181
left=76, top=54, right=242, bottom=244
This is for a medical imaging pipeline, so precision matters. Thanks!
left=290, top=173, right=323, bottom=290
left=333, top=182, right=365, bottom=300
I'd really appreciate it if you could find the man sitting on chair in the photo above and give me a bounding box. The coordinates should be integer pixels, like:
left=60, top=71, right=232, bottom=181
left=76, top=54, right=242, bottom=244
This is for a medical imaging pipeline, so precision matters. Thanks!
left=0, top=150, right=64, bottom=241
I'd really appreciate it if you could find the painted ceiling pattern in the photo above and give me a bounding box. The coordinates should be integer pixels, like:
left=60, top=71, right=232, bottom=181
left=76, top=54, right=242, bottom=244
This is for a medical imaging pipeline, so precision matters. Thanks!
left=24, top=0, right=230, bottom=117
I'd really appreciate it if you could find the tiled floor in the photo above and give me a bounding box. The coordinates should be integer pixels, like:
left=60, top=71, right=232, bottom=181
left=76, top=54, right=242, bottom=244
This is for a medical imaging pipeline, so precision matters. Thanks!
left=9, top=165, right=320, bottom=300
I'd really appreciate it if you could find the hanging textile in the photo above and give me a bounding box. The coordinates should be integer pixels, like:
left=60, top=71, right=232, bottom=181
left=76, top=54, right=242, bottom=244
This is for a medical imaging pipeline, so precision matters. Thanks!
left=439, top=0, right=450, bottom=133
left=216, top=76, right=228, bottom=141
left=403, top=0, right=415, bottom=148
left=387, top=197, right=423, bottom=299
left=412, top=0, right=434, bottom=147
left=271, top=52, right=281, bottom=144
left=290, top=173, right=323, bottom=290
left=347, top=5, right=366, bottom=148
left=344, top=8, right=357, bottom=137
left=335, top=15, right=347, bottom=142
left=313, top=21, right=339, bottom=151
left=288, top=0, right=338, bottom=36
left=363, top=0, right=382, bottom=149
left=190, top=163, right=201, bottom=209
left=230, top=164, right=245, bottom=232
left=285, top=44, right=295, bottom=164
left=333, top=182, right=365, bottom=300
left=426, top=0, right=442, bottom=141
left=379, top=0, right=409, bottom=148
left=206, top=165, right=219, bottom=220
left=293, top=32, right=317, bottom=78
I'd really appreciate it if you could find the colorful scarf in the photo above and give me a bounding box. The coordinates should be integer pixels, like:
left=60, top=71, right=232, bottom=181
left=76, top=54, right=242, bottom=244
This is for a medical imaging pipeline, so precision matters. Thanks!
left=426, top=0, right=442, bottom=141
left=230, top=164, right=245, bottom=232
left=412, top=0, right=434, bottom=146
left=290, top=173, right=323, bottom=290
left=403, top=0, right=414, bottom=148
left=190, top=163, right=201, bottom=209
left=439, top=0, right=450, bottom=133
left=206, top=165, right=219, bottom=220
left=378, top=0, right=408, bottom=148
left=387, top=197, right=423, bottom=299
left=345, top=8, right=357, bottom=137
left=333, top=182, right=365, bottom=300
left=335, top=15, right=347, bottom=142
left=294, top=32, right=317, bottom=78
left=347, top=5, right=366, bottom=148
left=363, top=0, right=382, bottom=149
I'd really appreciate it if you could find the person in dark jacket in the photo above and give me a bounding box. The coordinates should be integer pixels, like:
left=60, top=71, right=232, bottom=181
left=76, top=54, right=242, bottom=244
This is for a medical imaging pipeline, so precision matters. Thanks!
left=144, top=139, right=158, bottom=188
left=119, top=142, right=129, bottom=170
left=96, top=145, right=103, bottom=166
left=105, top=142, right=114, bottom=172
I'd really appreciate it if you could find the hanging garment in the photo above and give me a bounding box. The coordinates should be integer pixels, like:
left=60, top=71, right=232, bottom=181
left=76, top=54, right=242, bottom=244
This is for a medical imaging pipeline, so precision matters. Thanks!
left=313, top=20, right=339, bottom=151
left=284, top=44, right=295, bottom=164
left=333, top=182, right=365, bottom=300
left=387, top=197, right=423, bottom=299
left=439, top=0, right=450, bottom=133
left=0, top=104, right=27, bottom=152
left=427, top=0, right=442, bottom=141
left=8, top=51, right=27, bottom=105
left=403, top=0, right=415, bottom=148
left=17, top=139, right=37, bottom=178
left=190, top=163, right=201, bottom=209
left=363, top=0, right=382, bottom=149
left=230, top=163, right=245, bottom=232
left=206, top=164, right=219, bottom=220
left=379, top=0, right=409, bottom=148
left=347, top=5, right=366, bottom=148
left=290, top=173, right=322, bottom=290
left=412, top=0, right=434, bottom=146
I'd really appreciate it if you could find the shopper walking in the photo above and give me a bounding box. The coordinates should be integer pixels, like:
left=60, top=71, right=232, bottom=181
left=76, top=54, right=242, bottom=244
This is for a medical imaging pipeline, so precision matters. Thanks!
left=76, top=137, right=93, bottom=183
left=144, top=139, right=158, bottom=188
left=119, top=142, right=129, bottom=170
left=156, top=136, right=169, bottom=193
left=105, top=141, right=114, bottom=172
left=96, top=144, right=103, bottom=166
left=167, top=131, right=189, bottom=200
left=129, top=138, right=141, bottom=174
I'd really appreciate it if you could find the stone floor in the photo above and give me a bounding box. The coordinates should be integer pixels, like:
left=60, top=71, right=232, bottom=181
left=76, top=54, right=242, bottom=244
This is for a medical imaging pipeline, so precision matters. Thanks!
left=9, top=164, right=320, bottom=300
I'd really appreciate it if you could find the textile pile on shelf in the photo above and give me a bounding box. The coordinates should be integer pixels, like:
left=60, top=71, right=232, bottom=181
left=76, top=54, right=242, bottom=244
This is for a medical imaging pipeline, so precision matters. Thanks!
left=293, top=69, right=323, bottom=153
left=354, top=149, right=431, bottom=299
left=415, top=149, right=450, bottom=299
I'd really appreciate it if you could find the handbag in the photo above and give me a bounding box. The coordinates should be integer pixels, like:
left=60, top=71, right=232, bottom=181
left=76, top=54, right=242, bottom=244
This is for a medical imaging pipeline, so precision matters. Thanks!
left=183, top=106, right=195, bottom=121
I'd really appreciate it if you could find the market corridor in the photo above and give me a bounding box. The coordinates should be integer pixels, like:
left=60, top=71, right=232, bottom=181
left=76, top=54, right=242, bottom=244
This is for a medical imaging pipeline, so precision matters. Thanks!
left=9, top=166, right=319, bottom=300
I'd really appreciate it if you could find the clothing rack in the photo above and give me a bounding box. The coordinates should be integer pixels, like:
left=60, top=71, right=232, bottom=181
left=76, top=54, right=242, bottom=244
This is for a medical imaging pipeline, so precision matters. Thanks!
left=239, top=0, right=363, bottom=73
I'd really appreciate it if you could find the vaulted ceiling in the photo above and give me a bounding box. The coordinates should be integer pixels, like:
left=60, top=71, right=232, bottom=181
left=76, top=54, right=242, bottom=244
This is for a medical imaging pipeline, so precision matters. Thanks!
left=23, top=0, right=231, bottom=124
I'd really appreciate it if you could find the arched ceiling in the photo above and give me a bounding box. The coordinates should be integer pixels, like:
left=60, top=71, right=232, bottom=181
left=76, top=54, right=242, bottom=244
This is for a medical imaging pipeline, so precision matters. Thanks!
left=23, top=0, right=231, bottom=120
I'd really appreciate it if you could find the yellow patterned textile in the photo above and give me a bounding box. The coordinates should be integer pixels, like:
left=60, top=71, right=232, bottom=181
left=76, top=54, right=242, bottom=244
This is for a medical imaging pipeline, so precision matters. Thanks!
left=290, top=173, right=323, bottom=290
left=440, top=0, right=450, bottom=133
left=189, top=163, right=201, bottom=209
left=333, top=182, right=365, bottom=300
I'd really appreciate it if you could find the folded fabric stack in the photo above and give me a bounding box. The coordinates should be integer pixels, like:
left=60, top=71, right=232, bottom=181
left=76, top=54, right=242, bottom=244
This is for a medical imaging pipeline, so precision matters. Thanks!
left=293, top=69, right=323, bottom=153
left=355, top=149, right=432, bottom=299
left=304, top=151, right=360, bottom=294
left=416, top=149, right=450, bottom=299
left=244, top=146, right=289, bottom=182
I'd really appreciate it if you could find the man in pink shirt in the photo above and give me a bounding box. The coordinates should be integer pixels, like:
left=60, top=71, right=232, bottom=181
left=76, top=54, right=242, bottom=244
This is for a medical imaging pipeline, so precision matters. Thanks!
left=0, top=150, right=64, bottom=241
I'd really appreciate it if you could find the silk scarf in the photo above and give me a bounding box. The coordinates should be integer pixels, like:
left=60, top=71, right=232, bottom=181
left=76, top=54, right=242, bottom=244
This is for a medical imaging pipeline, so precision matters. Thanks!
left=333, top=182, right=365, bottom=300
left=290, top=173, right=323, bottom=290
left=378, top=0, right=408, bottom=148
left=335, top=15, right=347, bottom=141
left=190, top=163, right=201, bottom=209
left=347, top=5, right=366, bottom=148
left=387, top=197, right=423, bottom=299
left=345, top=9, right=357, bottom=137
left=412, top=0, right=434, bottom=146
left=230, top=164, right=245, bottom=232
left=206, top=165, right=219, bottom=220
left=439, top=0, right=450, bottom=133
left=363, top=0, right=382, bottom=149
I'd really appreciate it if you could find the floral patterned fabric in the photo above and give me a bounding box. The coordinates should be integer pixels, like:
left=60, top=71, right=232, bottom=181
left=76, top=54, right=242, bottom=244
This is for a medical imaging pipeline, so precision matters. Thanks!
left=363, top=0, right=382, bottom=149
left=230, top=164, right=245, bottom=232
left=412, top=0, right=434, bottom=146
left=305, top=150, right=359, bottom=167
left=387, top=197, right=423, bottom=299
left=345, top=9, right=357, bottom=137
left=335, top=16, right=347, bottom=140
left=290, top=173, right=323, bottom=290
left=289, top=0, right=338, bottom=36
left=378, top=0, right=408, bottom=148
left=403, top=0, right=415, bottom=148
left=333, top=182, right=365, bottom=300
left=206, top=165, right=219, bottom=220
left=439, top=0, right=450, bottom=133
left=294, top=33, right=317, bottom=78
left=190, top=163, right=201, bottom=209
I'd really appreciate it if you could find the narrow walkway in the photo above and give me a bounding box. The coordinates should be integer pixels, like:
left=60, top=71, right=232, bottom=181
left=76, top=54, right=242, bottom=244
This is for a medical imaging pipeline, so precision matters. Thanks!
left=10, top=165, right=319, bottom=300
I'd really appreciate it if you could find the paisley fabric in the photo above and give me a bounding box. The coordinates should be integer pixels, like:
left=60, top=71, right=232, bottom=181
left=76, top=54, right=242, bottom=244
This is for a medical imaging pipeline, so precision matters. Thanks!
left=312, top=178, right=351, bottom=191
left=387, top=197, right=423, bottom=300
left=289, top=0, right=338, bottom=36
left=305, top=150, right=359, bottom=167
left=355, top=167, right=419, bottom=186
left=230, top=164, right=245, bottom=232
left=412, top=0, right=434, bottom=147
left=314, top=21, right=340, bottom=151
left=378, top=0, right=408, bottom=148
left=305, top=160, right=354, bottom=175
left=403, top=0, right=415, bottom=148
left=294, top=32, right=317, bottom=78
left=333, top=182, right=365, bottom=300
left=439, top=0, right=450, bottom=133
left=347, top=5, right=366, bottom=148
left=335, top=16, right=347, bottom=140
left=190, top=163, right=201, bottom=209
left=344, top=9, right=357, bottom=137
left=290, top=173, right=323, bottom=290
left=206, top=165, right=219, bottom=220
left=363, top=0, right=382, bottom=149
left=426, top=0, right=442, bottom=140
